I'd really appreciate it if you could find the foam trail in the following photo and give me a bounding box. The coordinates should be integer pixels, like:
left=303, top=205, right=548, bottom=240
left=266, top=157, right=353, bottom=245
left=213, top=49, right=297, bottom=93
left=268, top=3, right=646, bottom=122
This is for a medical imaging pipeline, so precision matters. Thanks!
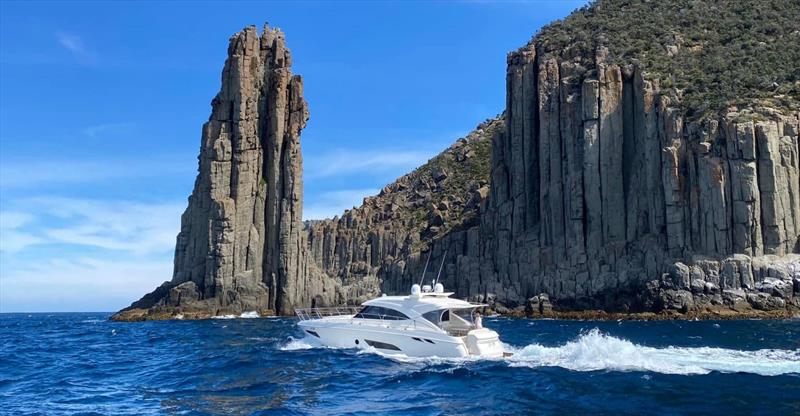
left=508, top=329, right=800, bottom=376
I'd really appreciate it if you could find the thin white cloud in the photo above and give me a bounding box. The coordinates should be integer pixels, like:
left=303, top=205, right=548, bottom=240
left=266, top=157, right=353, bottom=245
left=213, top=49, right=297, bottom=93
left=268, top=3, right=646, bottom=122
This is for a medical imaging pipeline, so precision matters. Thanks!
left=56, top=31, right=96, bottom=64
left=0, top=230, right=44, bottom=253
left=0, top=256, right=173, bottom=312
left=0, top=197, right=183, bottom=255
left=0, top=212, right=42, bottom=252
left=0, top=211, right=35, bottom=229
left=303, top=188, right=379, bottom=220
left=0, top=158, right=193, bottom=188
left=304, top=149, right=435, bottom=179
left=0, top=197, right=183, bottom=311
left=82, top=122, right=134, bottom=138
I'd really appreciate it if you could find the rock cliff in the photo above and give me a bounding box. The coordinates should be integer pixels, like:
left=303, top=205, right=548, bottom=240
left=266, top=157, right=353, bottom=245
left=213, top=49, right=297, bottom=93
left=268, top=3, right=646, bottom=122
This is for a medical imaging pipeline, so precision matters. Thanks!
left=483, top=45, right=800, bottom=315
left=299, top=0, right=800, bottom=317
left=475, top=0, right=800, bottom=315
left=116, top=0, right=800, bottom=321
left=113, top=25, right=339, bottom=320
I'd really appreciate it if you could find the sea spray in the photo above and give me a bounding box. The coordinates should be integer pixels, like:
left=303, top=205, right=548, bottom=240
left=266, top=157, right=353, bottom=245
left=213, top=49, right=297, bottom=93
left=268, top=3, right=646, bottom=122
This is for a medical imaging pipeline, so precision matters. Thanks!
left=280, top=336, right=323, bottom=351
left=506, top=329, right=800, bottom=376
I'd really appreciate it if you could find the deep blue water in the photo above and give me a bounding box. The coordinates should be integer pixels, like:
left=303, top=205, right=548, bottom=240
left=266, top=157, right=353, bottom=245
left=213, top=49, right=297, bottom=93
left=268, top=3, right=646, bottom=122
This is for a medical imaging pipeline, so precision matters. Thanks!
left=1, top=313, right=799, bottom=415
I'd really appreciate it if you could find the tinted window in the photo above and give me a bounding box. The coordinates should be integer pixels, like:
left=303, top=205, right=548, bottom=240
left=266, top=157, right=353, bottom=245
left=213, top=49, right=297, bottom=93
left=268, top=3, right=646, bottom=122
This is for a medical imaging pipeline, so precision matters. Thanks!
left=354, top=306, right=409, bottom=320
left=422, top=309, right=454, bottom=326
left=422, top=309, right=445, bottom=325
left=383, top=308, right=410, bottom=320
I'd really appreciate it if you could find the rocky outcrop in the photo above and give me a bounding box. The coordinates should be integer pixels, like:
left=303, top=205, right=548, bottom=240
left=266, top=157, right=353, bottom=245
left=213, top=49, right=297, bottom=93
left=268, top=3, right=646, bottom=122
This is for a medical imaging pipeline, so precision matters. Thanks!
left=113, top=25, right=339, bottom=320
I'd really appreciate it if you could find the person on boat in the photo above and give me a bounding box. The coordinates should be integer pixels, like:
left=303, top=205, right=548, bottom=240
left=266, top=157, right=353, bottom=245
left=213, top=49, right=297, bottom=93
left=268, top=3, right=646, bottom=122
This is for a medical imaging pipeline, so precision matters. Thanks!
left=474, top=312, right=483, bottom=329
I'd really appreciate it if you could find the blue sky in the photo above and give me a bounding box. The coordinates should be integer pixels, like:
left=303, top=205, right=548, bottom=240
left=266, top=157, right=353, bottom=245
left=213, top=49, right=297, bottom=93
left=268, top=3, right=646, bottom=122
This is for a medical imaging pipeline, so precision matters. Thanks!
left=0, top=0, right=586, bottom=312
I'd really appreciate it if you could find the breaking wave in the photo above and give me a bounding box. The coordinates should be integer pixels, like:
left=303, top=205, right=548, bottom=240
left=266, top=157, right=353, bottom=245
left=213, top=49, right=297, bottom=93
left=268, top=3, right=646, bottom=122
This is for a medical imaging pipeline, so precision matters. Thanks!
left=211, top=311, right=261, bottom=319
left=508, top=329, right=800, bottom=376
left=280, top=336, right=322, bottom=351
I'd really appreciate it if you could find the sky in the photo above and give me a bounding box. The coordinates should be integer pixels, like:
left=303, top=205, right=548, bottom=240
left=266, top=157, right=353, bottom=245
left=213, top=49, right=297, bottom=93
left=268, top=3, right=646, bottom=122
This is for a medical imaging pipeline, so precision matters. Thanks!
left=0, top=0, right=586, bottom=312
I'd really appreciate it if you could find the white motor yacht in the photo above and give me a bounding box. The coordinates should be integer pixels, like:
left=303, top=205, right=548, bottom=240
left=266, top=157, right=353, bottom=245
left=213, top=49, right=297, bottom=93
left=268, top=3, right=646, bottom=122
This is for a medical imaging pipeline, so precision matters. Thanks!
left=296, top=283, right=507, bottom=358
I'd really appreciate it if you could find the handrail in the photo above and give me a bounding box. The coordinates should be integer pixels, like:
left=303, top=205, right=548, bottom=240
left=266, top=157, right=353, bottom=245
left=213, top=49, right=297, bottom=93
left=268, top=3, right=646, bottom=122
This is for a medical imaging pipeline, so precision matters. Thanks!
left=295, top=306, right=361, bottom=321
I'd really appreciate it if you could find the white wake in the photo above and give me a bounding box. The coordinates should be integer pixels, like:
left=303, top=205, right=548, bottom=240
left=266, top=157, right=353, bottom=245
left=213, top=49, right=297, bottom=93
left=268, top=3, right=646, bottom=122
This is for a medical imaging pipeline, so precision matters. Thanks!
left=279, top=329, right=800, bottom=376
left=507, top=329, right=800, bottom=376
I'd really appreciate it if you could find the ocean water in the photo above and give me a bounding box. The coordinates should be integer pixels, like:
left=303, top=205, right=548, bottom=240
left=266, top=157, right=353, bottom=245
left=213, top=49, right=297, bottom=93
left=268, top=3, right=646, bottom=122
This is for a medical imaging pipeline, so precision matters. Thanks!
left=1, top=313, right=799, bottom=415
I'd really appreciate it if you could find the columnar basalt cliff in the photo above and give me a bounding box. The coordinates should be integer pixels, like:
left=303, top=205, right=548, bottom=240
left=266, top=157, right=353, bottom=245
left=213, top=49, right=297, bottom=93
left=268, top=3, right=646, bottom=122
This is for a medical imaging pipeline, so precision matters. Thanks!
left=472, top=0, right=800, bottom=315
left=300, top=0, right=800, bottom=318
left=116, top=0, right=800, bottom=321
left=482, top=46, right=800, bottom=316
left=113, top=25, right=342, bottom=320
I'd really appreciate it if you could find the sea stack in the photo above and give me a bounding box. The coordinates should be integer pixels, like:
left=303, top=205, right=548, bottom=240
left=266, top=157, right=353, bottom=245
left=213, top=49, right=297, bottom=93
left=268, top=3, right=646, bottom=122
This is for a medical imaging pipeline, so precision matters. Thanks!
left=114, top=25, right=319, bottom=320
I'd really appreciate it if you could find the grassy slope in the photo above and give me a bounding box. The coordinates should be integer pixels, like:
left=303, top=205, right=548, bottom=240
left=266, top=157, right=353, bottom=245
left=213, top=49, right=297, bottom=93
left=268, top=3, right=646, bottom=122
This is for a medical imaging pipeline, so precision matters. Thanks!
left=533, top=0, right=800, bottom=119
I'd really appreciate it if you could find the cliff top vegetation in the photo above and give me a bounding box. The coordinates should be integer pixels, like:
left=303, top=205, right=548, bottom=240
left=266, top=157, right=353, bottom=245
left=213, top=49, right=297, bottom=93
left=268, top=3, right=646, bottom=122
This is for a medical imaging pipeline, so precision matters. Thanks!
left=531, top=0, right=800, bottom=119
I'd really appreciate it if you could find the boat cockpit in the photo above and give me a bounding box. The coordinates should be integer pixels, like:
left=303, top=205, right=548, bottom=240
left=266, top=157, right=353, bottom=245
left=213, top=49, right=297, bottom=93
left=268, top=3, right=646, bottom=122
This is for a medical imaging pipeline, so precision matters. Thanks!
left=421, top=307, right=477, bottom=336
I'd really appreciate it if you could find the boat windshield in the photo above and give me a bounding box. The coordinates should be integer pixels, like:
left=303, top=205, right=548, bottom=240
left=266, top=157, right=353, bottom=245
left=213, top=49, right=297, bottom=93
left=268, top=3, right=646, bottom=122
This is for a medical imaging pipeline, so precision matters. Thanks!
left=353, top=305, right=410, bottom=320
left=422, top=308, right=475, bottom=335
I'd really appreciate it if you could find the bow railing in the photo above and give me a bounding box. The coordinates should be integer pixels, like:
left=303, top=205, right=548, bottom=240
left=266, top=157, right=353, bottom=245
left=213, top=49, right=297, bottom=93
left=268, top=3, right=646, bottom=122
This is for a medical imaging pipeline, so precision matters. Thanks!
left=295, top=306, right=360, bottom=321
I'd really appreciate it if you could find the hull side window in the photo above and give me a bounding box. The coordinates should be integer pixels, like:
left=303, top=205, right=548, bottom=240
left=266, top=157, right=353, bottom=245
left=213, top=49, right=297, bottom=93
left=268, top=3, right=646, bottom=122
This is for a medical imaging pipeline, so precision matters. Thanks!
left=364, top=339, right=402, bottom=351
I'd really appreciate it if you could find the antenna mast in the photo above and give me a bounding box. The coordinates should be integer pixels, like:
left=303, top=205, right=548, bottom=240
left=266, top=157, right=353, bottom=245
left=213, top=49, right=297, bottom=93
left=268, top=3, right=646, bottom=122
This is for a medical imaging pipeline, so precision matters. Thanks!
left=433, top=249, right=448, bottom=286
left=418, top=249, right=433, bottom=287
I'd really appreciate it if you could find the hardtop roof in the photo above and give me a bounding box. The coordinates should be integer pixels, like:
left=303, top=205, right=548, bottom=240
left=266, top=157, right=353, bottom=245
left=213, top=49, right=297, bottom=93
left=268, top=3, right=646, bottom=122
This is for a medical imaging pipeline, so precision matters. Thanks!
left=362, top=293, right=484, bottom=316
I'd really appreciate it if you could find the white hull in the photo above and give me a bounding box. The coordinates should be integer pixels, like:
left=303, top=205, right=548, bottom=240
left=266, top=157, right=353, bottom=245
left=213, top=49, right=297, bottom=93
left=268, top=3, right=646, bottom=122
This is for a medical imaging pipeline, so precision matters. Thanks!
left=295, top=284, right=507, bottom=359
left=298, top=318, right=503, bottom=358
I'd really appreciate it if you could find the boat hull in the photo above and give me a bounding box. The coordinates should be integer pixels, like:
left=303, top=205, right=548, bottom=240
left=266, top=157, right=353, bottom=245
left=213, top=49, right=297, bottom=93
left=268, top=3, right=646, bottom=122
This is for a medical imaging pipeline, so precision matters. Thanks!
left=298, top=319, right=475, bottom=358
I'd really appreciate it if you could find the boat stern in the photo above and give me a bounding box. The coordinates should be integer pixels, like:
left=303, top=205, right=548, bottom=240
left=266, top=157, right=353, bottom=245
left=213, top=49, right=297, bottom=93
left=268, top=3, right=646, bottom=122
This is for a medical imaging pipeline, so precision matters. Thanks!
left=465, top=328, right=504, bottom=358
